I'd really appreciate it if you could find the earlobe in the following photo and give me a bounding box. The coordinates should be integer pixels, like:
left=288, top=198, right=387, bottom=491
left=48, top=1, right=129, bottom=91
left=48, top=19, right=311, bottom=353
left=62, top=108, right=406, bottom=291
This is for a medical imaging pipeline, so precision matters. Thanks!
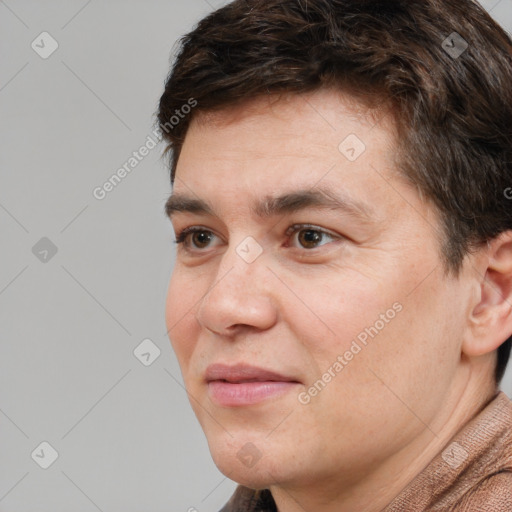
left=463, top=231, right=512, bottom=357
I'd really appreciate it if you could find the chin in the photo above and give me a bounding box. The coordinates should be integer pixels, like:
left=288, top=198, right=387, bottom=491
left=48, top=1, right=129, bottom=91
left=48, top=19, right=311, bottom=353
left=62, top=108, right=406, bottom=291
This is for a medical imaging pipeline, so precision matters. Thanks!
left=205, top=431, right=294, bottom=489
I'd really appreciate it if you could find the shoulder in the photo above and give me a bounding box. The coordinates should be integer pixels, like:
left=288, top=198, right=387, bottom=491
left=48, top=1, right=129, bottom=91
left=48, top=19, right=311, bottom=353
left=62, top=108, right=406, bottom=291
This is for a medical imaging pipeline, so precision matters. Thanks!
left=454, top=471, right=512, bottom=511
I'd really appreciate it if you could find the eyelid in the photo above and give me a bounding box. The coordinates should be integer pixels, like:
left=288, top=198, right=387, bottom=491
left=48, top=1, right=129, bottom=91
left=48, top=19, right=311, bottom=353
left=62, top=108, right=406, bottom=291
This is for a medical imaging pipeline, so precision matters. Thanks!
left=284, top=223, right=339, bottom=240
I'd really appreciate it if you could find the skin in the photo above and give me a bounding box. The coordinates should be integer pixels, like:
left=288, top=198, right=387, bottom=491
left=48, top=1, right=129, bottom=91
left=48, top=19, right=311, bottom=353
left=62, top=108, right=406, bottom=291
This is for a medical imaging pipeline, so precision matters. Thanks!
left=165, top=89, right=512, bottom=512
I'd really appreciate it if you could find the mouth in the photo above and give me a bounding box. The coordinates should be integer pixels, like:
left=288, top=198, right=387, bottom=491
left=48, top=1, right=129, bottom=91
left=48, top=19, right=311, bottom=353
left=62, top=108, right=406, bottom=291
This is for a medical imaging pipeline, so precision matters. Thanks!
left=205, top=363, right=301, bottom=407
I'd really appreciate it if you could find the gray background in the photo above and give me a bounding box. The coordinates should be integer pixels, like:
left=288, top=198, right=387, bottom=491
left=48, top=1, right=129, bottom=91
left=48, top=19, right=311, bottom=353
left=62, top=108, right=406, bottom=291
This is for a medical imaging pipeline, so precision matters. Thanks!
left=1, top=1, right=511, bottom=511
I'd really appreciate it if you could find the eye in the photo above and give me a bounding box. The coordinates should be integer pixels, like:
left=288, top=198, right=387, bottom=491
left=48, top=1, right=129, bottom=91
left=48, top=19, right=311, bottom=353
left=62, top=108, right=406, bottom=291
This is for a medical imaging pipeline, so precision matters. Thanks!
left=174, top=223, right=341, bottom=253
left=285, top=224, right=339, bottom=250
left=173, top=226, right=219, bottom=250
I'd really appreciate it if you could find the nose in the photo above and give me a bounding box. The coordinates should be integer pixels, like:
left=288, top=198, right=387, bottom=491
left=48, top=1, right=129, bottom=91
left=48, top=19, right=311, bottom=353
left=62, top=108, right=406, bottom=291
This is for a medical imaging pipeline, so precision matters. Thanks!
left=195, top=241, right=278, bottom=337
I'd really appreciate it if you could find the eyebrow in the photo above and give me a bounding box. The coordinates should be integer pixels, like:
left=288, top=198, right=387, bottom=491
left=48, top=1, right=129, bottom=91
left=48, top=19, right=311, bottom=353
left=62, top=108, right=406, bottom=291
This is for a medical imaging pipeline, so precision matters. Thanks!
left=165, top=186, right=375, bottom=222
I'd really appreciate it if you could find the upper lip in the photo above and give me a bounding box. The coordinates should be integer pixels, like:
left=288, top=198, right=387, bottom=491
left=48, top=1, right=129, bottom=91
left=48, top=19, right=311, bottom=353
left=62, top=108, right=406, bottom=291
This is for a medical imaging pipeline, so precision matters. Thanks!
left=205, top=363, right=300, bottom=383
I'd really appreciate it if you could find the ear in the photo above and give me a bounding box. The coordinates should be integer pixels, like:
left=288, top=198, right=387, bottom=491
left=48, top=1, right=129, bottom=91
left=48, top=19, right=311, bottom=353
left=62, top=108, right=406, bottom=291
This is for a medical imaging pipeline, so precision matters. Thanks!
left=463, top=231, right=512, bottom=357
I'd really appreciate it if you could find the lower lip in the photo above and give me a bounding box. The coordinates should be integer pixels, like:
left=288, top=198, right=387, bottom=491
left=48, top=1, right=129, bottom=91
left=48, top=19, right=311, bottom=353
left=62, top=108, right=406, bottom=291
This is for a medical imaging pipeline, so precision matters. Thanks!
left=208, top=380, right=299, bottom=406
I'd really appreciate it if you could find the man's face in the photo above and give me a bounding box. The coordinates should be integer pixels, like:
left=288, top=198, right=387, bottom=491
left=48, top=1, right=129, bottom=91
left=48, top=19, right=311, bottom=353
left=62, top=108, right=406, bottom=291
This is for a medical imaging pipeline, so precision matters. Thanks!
left=165, top=90, right=472, bottom=489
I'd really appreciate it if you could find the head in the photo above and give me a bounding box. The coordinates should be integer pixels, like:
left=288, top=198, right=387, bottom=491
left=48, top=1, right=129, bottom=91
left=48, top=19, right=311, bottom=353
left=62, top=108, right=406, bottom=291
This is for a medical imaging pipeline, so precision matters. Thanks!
left=158, top=0, right=512, bottom=494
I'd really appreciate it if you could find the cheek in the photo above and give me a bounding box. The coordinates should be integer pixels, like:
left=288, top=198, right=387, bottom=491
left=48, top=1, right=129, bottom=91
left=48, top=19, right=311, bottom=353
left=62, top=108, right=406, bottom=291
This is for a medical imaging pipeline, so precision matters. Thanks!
left=295, top=270, right=394, bottom=355
left=291, top=261, right=451, bottom=394
left=165, top=270, right=199, bottom=364
left=276, top=269, right=400, bottom=401
left=286, top=273, right=450, bottom=450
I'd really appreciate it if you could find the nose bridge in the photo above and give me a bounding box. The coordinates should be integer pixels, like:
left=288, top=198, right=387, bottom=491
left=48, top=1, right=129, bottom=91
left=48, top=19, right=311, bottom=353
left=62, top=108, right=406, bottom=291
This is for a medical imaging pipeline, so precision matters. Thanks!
left=214, top=233, right=267, bottom=290
left=196, top=235, right=276, bottom=334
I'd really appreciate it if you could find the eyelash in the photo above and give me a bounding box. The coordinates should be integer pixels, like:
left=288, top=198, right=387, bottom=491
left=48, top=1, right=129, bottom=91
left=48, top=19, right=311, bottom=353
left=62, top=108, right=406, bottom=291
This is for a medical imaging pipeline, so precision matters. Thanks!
left=173, top=223, right=341, bottom=252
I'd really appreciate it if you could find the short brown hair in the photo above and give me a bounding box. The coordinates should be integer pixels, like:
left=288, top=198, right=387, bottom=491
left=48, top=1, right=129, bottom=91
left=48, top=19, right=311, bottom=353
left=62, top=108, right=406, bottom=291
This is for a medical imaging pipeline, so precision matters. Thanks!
left=157, top=0, right=512, bottom=384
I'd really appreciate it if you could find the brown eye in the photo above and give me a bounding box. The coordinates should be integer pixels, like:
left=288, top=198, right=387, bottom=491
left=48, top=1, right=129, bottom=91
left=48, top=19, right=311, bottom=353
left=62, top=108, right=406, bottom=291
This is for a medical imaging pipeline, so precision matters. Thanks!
left=174, top=227, right=219, bottom=251
left=286, top=224, right=338, bottom=250
left=191, top=231, right=213, bottom=248
left=174, top=224, right=340, bottom=254
left=297, top=229, right=324, bottom=249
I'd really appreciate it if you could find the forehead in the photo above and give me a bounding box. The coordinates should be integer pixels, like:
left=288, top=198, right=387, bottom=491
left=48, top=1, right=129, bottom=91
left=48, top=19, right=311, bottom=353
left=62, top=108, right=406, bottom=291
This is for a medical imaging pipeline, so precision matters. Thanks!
left=179, top=90, right=394, bottom=172
left=172, top=89, right=408, bottom=220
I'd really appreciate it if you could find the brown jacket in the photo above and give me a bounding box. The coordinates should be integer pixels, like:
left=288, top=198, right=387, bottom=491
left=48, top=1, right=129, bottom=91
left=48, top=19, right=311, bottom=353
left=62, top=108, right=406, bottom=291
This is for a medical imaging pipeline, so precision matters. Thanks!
left=220, top=391, right=512, bottom=511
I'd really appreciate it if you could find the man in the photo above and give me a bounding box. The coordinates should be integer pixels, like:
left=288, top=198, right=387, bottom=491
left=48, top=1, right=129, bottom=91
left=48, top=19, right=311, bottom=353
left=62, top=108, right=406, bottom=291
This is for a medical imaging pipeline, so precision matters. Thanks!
left=157, top=1, right=512, bottom=510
